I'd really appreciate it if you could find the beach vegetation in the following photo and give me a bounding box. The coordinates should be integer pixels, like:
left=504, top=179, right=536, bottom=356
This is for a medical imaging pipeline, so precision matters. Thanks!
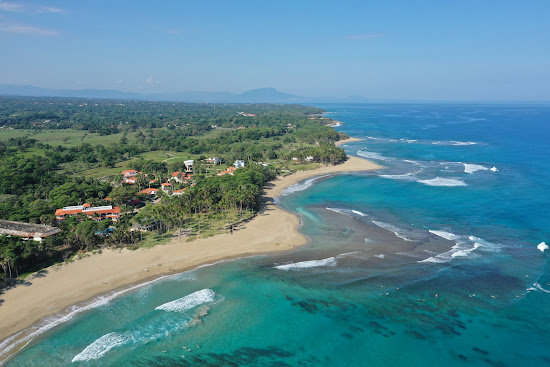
left=0, top=96, right=349, bottom=286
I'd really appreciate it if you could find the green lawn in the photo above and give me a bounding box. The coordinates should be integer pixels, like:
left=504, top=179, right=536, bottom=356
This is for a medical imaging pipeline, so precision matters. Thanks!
left=0, top=128, right=135, bottom=147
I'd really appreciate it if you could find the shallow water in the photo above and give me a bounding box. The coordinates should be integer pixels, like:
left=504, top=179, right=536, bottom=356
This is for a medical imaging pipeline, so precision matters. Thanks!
left=4, top=103, right=550, bottom=366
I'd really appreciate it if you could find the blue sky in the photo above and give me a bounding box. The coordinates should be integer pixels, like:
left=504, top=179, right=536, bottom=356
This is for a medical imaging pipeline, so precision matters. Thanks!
left=1, top=0, right=549, bottom=100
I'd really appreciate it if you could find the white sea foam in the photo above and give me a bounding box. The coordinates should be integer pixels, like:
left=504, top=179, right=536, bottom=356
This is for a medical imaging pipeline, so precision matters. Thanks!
left=0, top=272, right=194, bottom=362
left=490, top=166, right=499, bottom=172
left=366, top=136, right=399, bottom=143
left=281, top=175, right=330, bottom=196
left=326, top=207, right=368, bottom=218
left=451, top=141, right=478, bottom=146
left=72, top=332, right=128, bottom=362
left=421, top=231, right=501, bottom=264
left=374, top=254, right=385, bottom=259
left=464, top=163, right=489, bottom=174
left=155, top=289, right=216, bottom=313
left=429, top=230, right=461, bottom=241
left=357, top=149, right=392, bottom=161
left=420, top=242, right=479, bottom=263
left=274, top=257, right=337, bottom=271
left=532, top=282, right=550, bottom=293
left=379, top=173, right=418, bottom=181
left=417, top=177, right=467, bottom=187
left=537, top=242, right=548, bottom=252
left=372, top=221, right=415, bottom=242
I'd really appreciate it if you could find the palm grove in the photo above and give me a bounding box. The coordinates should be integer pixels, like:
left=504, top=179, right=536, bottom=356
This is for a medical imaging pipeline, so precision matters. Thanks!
left=0, top=97, right=348, bottom=284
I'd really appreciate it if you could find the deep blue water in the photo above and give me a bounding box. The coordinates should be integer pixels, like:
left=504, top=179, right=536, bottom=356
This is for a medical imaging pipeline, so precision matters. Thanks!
left=2, top=103, right=550, bottom=366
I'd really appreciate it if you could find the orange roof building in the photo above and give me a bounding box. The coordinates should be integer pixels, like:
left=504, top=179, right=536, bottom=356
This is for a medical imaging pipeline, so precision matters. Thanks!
left=139, top=188, right=159, bottom=196
left=121, top=170, right=139, bottom=177
left=55, top=205, right=121, bottom=222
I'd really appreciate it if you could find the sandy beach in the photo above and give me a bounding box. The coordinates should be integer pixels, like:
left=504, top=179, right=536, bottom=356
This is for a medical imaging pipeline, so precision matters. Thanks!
left=0, top=156, right=381, bottom=354
left=335, top=137, right=363, bottom=146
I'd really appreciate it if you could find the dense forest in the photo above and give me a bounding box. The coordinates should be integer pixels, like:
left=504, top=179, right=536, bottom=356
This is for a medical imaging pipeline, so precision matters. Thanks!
left=0, top=96, right=349, bottom=284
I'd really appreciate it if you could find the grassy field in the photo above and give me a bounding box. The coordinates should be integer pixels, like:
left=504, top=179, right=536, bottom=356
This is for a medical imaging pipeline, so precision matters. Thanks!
left=0, top=128, right=135, bottom=147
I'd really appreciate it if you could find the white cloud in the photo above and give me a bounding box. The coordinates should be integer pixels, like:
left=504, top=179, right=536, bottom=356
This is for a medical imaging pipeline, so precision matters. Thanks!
left=146, top=76, right=160, bottom=86
left=36, top=6, right=65, bottom=14
left=0, top=22, right=60, bottom=36
left=0, top=2, right=66, bottom=14
left=0, top=1, right=23, bottom=12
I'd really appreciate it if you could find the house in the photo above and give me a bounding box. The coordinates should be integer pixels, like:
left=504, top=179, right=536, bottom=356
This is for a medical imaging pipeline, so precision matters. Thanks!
left=121, top=170, right=139, bottom=177
left=0, top=220, right=61, bottom=242
left=170, top=171, right=183, bottom=183
left=55, top=204, right=121, bottom=222
left=173, top=188, right=187, bottom=196
left=184, top=160, right=194, bottom=173
left=161, top=183, right=172, bottom=192
left=218, top=166, right=238, bottom=176
left=205, top=157, right=222, bottom=164
left=138, top=188, right=159, bottom=197
left=124, top=176, right=138, bottom=184
left=234, top=160, right=245, bottom=168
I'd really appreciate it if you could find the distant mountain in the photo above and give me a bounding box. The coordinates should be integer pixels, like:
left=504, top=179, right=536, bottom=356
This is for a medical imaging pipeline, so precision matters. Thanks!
left=0, top=84, right=144, bottom=100
left=238, top=88, right=298, bottom=103
left=0, top=84, right=367, bottom=104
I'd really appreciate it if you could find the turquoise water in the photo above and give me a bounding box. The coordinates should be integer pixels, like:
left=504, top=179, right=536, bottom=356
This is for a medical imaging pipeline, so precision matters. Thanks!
left=3, top=103, right=550, bottom=366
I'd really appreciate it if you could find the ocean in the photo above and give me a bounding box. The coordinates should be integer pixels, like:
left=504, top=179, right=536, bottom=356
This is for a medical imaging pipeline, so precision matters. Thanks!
left=2, top=103, right=550, bottom=366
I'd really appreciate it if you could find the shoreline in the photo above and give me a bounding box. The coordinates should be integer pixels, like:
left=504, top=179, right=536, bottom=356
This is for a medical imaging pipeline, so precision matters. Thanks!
left=335, top=137, right=363, bottom=146
left=0, top=155, right=382, bottom=357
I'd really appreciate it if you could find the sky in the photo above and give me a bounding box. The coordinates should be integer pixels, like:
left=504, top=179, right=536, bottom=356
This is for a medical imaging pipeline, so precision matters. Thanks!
left=1, top=0, right=549, bottom=101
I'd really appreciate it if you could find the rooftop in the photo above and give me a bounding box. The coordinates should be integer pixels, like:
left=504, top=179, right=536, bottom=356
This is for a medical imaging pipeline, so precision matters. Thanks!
left=0, top=219, right=61, bottom=238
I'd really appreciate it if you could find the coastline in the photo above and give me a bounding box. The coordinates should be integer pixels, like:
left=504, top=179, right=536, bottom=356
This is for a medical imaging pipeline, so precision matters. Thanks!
left=0, top=155, right=382, bottom=355
left=335, top=137, right=363, bottom=146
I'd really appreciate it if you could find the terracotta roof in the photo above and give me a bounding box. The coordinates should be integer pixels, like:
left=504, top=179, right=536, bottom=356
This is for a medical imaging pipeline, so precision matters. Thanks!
left=161, top=183, right=172, bottom=186
left=139, top=188, right=159, bottom=194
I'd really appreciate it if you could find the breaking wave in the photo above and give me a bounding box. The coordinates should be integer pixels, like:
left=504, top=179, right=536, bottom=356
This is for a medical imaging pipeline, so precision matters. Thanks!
left=72, top=289, right=219, bottom=362
left=0, top=272, right=196, bottom=363
left=280, top=175, right=331, bottom=196
left=463, top=163, right=489, bottom=174
left=72, top=332, right=128, bottom=362
left=527, top=282, right=550, bottom=294
left=372, top=221, right=417, bottom=242
left=274, top=257, right=337, bottom=271
left=357, top=149, right=393, bottom=161
left=417, top=177, right=467, bottom=187
left=155, top=289, right=216, bottom=313
left=421, top=230, right=501, bottom=264
left=365, top=136, right=478, bottom=146
left=326, top=207, right=368, bottom=218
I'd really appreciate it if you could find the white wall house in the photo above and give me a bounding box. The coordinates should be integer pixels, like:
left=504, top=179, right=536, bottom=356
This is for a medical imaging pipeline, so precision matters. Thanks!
left=234, top=160, right=246, bottom=168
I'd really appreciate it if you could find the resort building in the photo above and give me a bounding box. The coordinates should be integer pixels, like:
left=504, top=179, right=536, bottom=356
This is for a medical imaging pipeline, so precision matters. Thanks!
left=172, top=188, right=187, bottom=196
left=55, top=204, right=121, bottom=222
left=218, top=166, right=238, bottom=176
left=234, top=160, right=246, bottom=168
left=184, top=160, right=194, bottom=173
left=161, top=183, right=172, bottom=192
left=205, top=157, right=222, bottom=164
left=138, top=188, right=159, bottom=197
left=0, top=220, right=61, bottom=242
left=121, top=170, right=139, bottom=177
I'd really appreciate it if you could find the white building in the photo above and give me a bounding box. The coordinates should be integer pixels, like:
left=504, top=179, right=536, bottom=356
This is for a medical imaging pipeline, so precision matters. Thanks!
left=234, top=160, right=246, bottom=168
left=184, top=160, right=194, bottom=173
